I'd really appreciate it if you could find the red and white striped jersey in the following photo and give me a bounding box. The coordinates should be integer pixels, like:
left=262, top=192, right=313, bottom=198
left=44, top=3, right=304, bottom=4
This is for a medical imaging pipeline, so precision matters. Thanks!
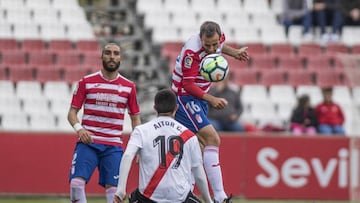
left=129, top=116, right=203, bottom=202
left=171, top=33, right=226, bottom=96
left=71, top=71, right=140, bottom=146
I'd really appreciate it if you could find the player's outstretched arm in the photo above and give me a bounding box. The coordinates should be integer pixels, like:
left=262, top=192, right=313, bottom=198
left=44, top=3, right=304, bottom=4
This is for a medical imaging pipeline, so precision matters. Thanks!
left=114, top=144, right=138, bottom=203
left=192, top=165, right=213, bottom=203
left=222, top=44, right=249, bottom=61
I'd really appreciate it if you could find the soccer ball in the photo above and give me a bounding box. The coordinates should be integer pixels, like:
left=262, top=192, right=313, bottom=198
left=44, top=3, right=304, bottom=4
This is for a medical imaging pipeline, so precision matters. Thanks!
left=200, top=54, right=229, bottom=82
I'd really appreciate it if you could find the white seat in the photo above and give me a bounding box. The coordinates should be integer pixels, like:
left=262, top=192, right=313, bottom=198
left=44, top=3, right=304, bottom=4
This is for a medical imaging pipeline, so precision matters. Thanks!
left=269, top=85, right=297, bottom=107
left=270, top=0, right=284, bottom=15
left=243, top=0, right=271, bottom=14
left=0, top=0, right=25, bottom=9
left=352, top=86, right=360, bottom=106
left=137, top=0, right=163, bottom=14
left=6, top=8, right=32, bottom=24
left=197, top=12, right=224, bottom=25
left=180, top=27, right=199, bottom=42
left=0, top=23, right=13, bottom=38
left=0, top=81, right=16, bottom=99
left=40, top=23, right=67, bottom=40
left=50, top=98, right=71, bottom=117
left=332, top=86, right=353, bottom=106
left=277, top=102, right=295, bottom=121
left=171, top=12, right=198, bottom=30
left=29, top=113, right=57, bottom=132
left=0, top=97, right=22, bottom=115
left=25, top=0, right=52, bottom=9
left=252, top=13, right=279, bottom=28
left=43, top=81, right=71, bottom=102
left=51, top=0, right=81, bottom=9
left=59, top=8, right=88, bottom=25
left=163, top=0, right=190, bottom=13
left=223, top=12, right=251, bottom=30
left=217, top=0, right=243, bottom=15
left=260, top=25, right=288, bottom=45
left=152, top=25, right=182, bottom=44
left=16, top=81, right=43, bottom=101
left=56, top=113, right=73, bottom=132
left=33, top=8, right=60, bottom=24
left=341, top=26, right=360, bottom=47
left=241, top=84, right=268, bottom=106
left=250, top=102, right=281, bottom=128
left=191, top=0, right=216, bottom=13
left=144, top=11, right=171, bottom=29
left=233, top=26, right=261, bottom=44
left=296, top=85, right=323, bottom=106
left=22, top=98, right=49, bottom=115
left=67, top=24, right=95, bottom=41
left=288, top=26, right=304, bottom=46
left=1, top=112, right=29, bottom=131
left=13, top=23, right=41, bottom=40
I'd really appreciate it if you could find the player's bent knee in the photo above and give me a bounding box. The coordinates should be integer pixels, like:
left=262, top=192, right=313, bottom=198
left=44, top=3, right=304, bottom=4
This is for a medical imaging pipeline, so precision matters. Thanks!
left=70, top=178, right=86, bottom=187
left=70, top=178, right=86, bottom=202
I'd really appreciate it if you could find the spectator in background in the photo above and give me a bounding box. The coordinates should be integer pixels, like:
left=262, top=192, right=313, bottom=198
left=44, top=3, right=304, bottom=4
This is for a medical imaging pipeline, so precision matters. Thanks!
left=339, top=0, right=360, bottom=26
left=281, top=0, right=314, bottom=41
left=313, top=0, right=342, bottom=43
left=208, top=75, right=244, bottom=132
left=290, top=95, right=317, bottom=136
left=315, top=87, right=345, bottom=135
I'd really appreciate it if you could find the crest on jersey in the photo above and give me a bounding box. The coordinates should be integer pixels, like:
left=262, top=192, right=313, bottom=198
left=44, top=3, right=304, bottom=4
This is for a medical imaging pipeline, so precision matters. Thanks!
left=184, top=55, right=193, bottom=68
left=195, top=114, right=203, bottom=123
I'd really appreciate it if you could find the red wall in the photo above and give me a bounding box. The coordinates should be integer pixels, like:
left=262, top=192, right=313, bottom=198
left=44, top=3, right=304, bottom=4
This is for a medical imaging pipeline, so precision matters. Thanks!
left=0, top=132, right=358, bottom=200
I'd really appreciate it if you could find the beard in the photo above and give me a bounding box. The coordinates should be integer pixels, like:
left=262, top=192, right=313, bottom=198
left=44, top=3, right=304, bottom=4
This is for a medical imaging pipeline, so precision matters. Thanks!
left=102, top=60, right=121, bottom=72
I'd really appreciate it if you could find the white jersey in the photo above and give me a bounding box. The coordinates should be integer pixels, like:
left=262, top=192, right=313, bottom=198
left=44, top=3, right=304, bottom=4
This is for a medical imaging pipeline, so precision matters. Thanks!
left=128, top=116, right=203, bottom=203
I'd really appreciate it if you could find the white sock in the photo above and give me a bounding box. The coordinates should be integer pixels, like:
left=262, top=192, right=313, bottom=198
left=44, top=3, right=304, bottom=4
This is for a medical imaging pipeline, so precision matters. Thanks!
left=105, top=187, right=117, bottom=203
left=203, top=146, right=227, bottom=202
left=70, top=178, right=87, bottom=203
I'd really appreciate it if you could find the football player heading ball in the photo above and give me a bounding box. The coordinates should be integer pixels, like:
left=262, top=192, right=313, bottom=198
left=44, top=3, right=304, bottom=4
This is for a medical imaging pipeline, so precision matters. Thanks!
left=170, top=21, right=249, bottom=203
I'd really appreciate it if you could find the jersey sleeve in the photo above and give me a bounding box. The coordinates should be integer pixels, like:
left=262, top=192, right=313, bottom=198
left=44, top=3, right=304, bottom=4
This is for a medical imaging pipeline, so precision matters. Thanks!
left=127, top=83, right=140, bottom=115
left=71, top=78, right=86, bottom=109
left=181, top=50, right=201, bottom=80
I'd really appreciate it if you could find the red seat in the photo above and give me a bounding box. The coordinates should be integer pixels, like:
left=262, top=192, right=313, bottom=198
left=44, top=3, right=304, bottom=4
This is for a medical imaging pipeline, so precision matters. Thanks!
left=230, top=68, right=259, bottom=86
left=260, top=69, right=287, bottom=87
left=0, top=67, right=7, bottom=80
left=75, top=39, right=101, bottom=54
left=306, top=55, right=332, bottom=71
left=277, top=55, right=304, bottom=69
left=314, top=69, right=343, bottom=87
left=269, top=43, right=295, bottom=58
left=352, top=45, right=360, bottom=54
left=21, top=39, right=46, bottom=53
left=28, top=52, right=55, bottom=67
left=250, top=55, right=276, bottom=69
left=0, top=51, right=27, bottom=68
left=241, top=42, right=267, bottom=56
left=161, top=42, right=183, bottom=59
left=287, top=69, right=314, bottom=87
left=48, top=39, right=74, bottom=53
left=82, top=52, right=102, bottom=71
left=55, top=52, right=81, bottom=69
left=8, top=65, right=35, bottom=82
left=63, top=68, right=90, bottom=84
left=36, top=68, right=62, bottom=83
left=325, top=43, right=350, bottom=55
left=297, top=43, right=323, bottom=60
left=0, top=39, right=18, bottom=51
left=224, top=55, right=248, bottom=69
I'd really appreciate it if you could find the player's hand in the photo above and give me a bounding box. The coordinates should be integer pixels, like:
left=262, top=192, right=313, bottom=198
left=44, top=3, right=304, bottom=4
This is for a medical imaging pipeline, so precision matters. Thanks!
left=77, top=129, right=93, bottom=144
left=234, top=47, right=249, bottom=61
left=211, top=97, right=228, bottom=110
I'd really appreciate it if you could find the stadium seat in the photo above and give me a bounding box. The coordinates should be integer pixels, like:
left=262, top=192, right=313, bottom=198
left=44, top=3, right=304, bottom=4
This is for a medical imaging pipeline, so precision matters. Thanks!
left=269, top=43, right=296, bottom=58
left=55, top=52, right=82, bottom=69
left=63, top=68, right=90, bottom=84
left=230, top=68, right=259, bottom=86
left=305, top=54, right=333, bottom=71
left=0, top=39, right=18, bottom=51
left=0, top=0, right=26, bottom=9
left=0, top=80, right=16, bottom=99
left=82, top=52, right=102, bottom=71
left=252, top=13, right=279, bottom=28
left=277, top=55, right=304, bottom=70
left=0, top=67, right=7, bottom=80
left=352, top=86, right=360, bottom=105
left=32, top=8, right=60, bottom=25
left=1, top=112, right=29, bottom=131
left=351, top=44, right=360, bottom=54
left=240, top=42, right=267, bottom=56
left=217, top=0, right=244, bottom=15
left=269, top=85, right=297, bottom=107
left=25, top=0, right=52, bottom=9
left=249, top=102, right=280, bottom=128
left=48, top=39, right=74, bottom=53
left=75, top=39, right=101, bottom=53
left=296, top=85, right=323, bottom=106
left=260, top=69, right=287, bottom=87
left=325, top=43, right=350, bottom=55
left=287, top=25, right=305, bottom=46
left=56, top=113, right=73, bottom=132
left=314, top=69, right=344, bottom=87
left=6, top=8, right=32, bottom=24
left=44, top=81, right=71, bottom=102
left=152, top=25, right=182, bottom=43
left=35, top=68, right=63, bottom=83
left=21, top=39, right=47, bottom=53
left=233, top=26, right=261, bottom=44
left=297, top=43, right=323, bottom=60
left=40, top=24, right=67, bottom=41
left=51, top=0, right=82, bottom=9
left=22, top=98, right=49, bottom=115
left=0, top=23, right=13, bottom=38
left=260, top=26, right=288, bottom=45
left=15, top=81, right=43, bottom=101
left=341, top=26, right=360, bottom=46
left=137, top=0, right=163, bottom=13
left=250, top=54, right=276, bottom=69
left=7, top=65, right=35, bottom=82
left=59, top=8, right=88, bottom=25
left=161, top=42, right=183, bottom=59
left=1, top=50, right=27, bottom=68
left=0, top=97, right=22, bottom=115
left=28, top=52, right=55, bottom=67
left=243, top=0, right=271, bottom=13
left=197, top=12, right=223, bottom=26
left=332, top=86, right=353, bottom=106
left=241, top=84, right=268, bottom=105
left=13, top=23, right=41, bottom=39
left=29, top=113, right=57, bottom=132
left=286, top=69, right=314, bottom=87
left=225, top=55, right=248, bottom=69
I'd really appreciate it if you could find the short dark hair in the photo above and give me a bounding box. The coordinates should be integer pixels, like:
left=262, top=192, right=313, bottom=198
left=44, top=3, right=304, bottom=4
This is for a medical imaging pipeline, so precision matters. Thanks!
left=200, top=21, right=221, bottom=38
left=154, top=89, right=177, bottom=114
